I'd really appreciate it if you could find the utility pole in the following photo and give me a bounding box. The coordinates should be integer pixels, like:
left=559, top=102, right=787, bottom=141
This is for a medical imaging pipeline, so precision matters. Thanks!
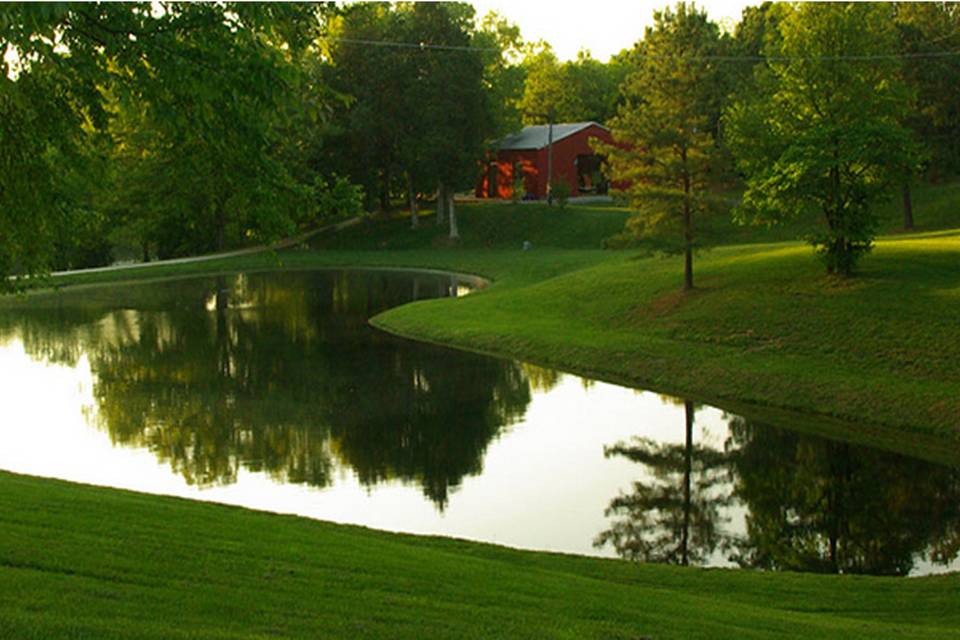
left=546, top=119, right=554, bottom=206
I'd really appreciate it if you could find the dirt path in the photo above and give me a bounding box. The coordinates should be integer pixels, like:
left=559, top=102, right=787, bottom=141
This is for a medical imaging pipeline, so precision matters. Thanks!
left=48, top=217, right=363, bottom=278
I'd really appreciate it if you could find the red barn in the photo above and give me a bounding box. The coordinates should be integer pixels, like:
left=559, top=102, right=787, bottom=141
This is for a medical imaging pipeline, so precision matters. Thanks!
left=476, top=122, right=613, bottom=200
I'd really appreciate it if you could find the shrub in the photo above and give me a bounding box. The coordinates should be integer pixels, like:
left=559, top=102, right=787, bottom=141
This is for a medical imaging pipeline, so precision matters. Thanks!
left=549, top=179, right=571, bottom=207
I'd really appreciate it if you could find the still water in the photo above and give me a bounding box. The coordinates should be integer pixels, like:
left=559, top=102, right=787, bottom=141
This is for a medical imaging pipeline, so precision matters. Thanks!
left=1, top=269, right=958, bottom=576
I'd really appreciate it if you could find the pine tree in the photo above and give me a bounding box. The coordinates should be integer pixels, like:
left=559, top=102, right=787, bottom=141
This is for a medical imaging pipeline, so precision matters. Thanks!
left=601, top=3, right=729, bottom=291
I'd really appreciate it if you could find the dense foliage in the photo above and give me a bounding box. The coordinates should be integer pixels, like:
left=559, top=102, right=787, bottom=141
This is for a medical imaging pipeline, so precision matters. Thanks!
left=606, top=1, right=958, bottom=282
left=1, top=3, right=342, bottom=279
left=2, top=1, right=959, bottom=288
left=725, top=2, right=917, bottom=275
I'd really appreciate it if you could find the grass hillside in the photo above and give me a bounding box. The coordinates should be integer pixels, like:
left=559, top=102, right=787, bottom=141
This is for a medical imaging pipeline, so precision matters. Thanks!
left=3, top=471, right=959, bottom=640
left=313, top=200, right=634, bottom=251
left=3, top=182, right=959, bottom=639
left=371, top=230, right=960, bottom=459
left=315, top=181, right=960, bottom=252
left=35, top=185, right=960, bottom=452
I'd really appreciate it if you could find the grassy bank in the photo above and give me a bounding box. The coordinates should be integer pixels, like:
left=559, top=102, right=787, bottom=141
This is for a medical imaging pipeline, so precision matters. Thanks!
left=28, top=195, right=960, bottom=453
left=372, top=230, right=960, bottom=451
left=3, top=471, right=959, bottom=639
left=4, top=193, right=958, bottom=638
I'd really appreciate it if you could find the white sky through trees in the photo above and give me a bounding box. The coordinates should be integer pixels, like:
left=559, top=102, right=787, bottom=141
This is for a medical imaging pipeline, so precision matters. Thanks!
left=470, top=0, right=754, bottom=61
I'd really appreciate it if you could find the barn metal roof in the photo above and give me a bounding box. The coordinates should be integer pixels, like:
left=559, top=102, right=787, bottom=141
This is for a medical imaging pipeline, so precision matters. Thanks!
left=498, top=121, right=608, bottom=151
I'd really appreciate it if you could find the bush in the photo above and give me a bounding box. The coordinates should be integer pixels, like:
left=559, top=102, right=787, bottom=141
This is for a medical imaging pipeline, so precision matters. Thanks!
left=511, top=175, right=526, bottom=203
left=317, top=175, right=365, bottom=221
left=549, top=179, right=571, bottom=207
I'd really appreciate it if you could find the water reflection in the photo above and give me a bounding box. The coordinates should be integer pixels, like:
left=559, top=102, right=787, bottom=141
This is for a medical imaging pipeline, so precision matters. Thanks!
left=596, top=403, right=960, bottom=575
left=726, top=416, right=960, bottom=575
left=1, top=269, right=958, bottom=575
left=0, top=271, right=528, bottom=509
left=595, top=400, right=731, bottom=565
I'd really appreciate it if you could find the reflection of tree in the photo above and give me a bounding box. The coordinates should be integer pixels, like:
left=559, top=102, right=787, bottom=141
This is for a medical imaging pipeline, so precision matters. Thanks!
left=326, top=347, right=529, bottom=508
left=1, top=271, right=532, bottom=508
left=520, top=363, right=563, bottom=393
left=726, top=417, right=960, bottom=575
left=595, top=401, right=730, bottom=565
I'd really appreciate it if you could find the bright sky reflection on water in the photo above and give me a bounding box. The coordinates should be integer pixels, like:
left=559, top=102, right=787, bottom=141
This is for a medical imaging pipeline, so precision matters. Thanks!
left=0, top=270, right=957, bottom=577
left=0, top=336, right=730, bottom=560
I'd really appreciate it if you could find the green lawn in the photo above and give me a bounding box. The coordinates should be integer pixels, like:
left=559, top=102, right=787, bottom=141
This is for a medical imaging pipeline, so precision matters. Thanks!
left=23, top=192, right=960, bottom=457
left=371, top=230, right=960, bottom=461
left=3, top=471, right=959, bottom=640
left=3, top=187, right=959, bottom=638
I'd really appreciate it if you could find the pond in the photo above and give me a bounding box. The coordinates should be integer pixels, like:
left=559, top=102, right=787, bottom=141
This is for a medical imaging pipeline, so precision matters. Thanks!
left=1, top=269, right=958, bottom=576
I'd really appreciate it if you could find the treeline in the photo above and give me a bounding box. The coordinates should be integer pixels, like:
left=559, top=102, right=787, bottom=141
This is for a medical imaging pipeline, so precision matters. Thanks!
left=2, top=2, right=959, bottom=289
left=0, top=1, right=574, bottom=284
left=2, top=3, right=343, bottom=277
left=601, top=2, right=960, bottom=285
left=317, top=4, right=630, bottom=225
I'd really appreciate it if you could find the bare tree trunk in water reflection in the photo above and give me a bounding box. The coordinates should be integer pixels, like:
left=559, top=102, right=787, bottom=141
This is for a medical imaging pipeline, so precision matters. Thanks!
left=594, top=400, right=730, bottom=565
left=681, top=400, right=693, bottom=565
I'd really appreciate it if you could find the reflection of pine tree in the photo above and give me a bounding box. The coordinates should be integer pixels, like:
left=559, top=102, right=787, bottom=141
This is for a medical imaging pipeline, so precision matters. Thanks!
left=726, top=416, right=960, bottom=575
left=594, top=402, right=730, bottom=565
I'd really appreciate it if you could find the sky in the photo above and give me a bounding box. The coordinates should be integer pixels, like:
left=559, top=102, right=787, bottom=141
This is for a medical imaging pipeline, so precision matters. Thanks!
left=470, top=0, right=756, bottom=61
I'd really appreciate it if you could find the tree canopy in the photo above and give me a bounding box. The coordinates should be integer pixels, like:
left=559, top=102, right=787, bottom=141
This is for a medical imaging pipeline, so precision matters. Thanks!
left=518, top=47, right=625, bottom=125
left=3, top=2, right=960, bottom=287
left=724, top=2, right=918, bottom=275
left=1, top=3, right=344, bottom=282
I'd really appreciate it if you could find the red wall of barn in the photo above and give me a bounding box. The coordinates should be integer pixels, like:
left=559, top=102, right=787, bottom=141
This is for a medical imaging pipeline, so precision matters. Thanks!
left=475, top=124, right=613, bottom=199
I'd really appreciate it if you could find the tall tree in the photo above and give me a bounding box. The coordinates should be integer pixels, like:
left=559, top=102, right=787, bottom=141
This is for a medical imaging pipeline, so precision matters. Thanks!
left=1, top=3, right=330, bottom=275
left=895, top=1, right=960, bottom=179
left=564, top=51, right=628, bottom=125
left=325, top=3, right=412, bottom=213
left=325, top=2, right=486, bottom=238
left=518, top=47, right=626, bottom=126
left=404, top=2, right=486, bottom=240
left=894, top=2, right=960, bottom=229
left=600, top=3, right=730, bottom=291
left=1, top=6, right=98, bottom=289
left=518, top=47, right=571, bottom=126
left=474, top=11, right=527, bottom=141
left=724, top=2, right=918, bottom=275
left=728, top=1, right=787, bottom=93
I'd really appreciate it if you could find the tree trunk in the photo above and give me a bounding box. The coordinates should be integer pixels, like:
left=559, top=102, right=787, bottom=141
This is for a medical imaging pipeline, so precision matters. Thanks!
left=407, top=174, right=418, bottom=230
left=436, top=183, right=446, bottom=225
left=448, top=191, right=459, bottom=240
left=682, top=149, right=693, bottom=291
left=379, top=165, right=391, bottom=214
left=902, top=182, right=914, bottom=231
left=215, top=202, right=226, bottom=253
left=681, top=400, right=694, bottom=566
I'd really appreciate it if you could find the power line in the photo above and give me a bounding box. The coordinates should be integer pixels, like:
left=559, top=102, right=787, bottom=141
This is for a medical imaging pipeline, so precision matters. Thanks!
left=320, top=36, right=498, bottom=53
left=319, top=35, right=960, bottom=62
left=715, top=51, right=960, bottom=62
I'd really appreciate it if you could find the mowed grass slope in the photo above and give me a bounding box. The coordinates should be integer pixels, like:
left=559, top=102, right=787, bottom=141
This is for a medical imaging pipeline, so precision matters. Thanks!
left=4, top=186, right=957, bottom=639
left=35, top=190, right=960, bottom=446
left=373, top=229, right=960, bottom=445
left=2, top=471, right=959, bottom=640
